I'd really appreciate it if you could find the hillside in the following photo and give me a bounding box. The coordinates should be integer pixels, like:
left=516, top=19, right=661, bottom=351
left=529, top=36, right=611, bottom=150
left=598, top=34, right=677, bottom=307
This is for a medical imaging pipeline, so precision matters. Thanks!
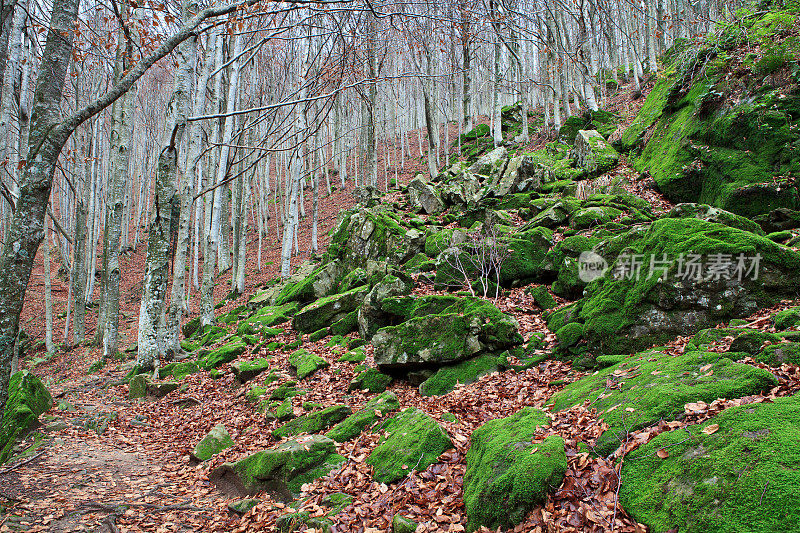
left=4, top=7, right=800, bottom=533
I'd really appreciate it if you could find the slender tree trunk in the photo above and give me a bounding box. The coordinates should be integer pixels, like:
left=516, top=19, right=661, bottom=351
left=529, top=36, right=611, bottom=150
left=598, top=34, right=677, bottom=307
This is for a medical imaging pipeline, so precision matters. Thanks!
left=43, top=221, right=53, bottom=353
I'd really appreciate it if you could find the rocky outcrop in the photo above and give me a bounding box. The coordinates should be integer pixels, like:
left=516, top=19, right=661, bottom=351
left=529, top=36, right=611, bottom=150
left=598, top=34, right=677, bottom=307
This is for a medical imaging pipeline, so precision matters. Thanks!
left=292, top=285, right=369, bottom=334
left=572, top=129, right=619, bottom=175
left=0, top=371, right=52, bottom=463
left=408, top=174, right=445, bottom=214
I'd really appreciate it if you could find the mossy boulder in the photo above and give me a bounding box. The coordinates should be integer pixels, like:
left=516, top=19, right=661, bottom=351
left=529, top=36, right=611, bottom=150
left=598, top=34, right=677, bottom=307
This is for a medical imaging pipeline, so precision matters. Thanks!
left=756, top=342, right=800, bottom=366
left=128, top=374, right=179, bottom=399
left=236, top=302, right=298, bottom=335
left=579, top=218, right=800, bottom=355
left=326, top=391, right=400, bottom=443
left=550, top=350, right=778, bottom=456
left=666, top=203, right=765, bottom=235
left=527, top=285, right=557, bottom=310
left=198, top=325, right=227, bottom=346
left=338, top=347, right=366, bottom=363
left=199, top=338, right=247, bottom=369
left=209, top=434, right=345, bottom=500
left=191, top=424, right=235, bottom=462
left=392, top=515, right=418, bottom=533
left=287, top=349, right=329, bottom=379
left=419, top=355, right=501, bottom=397
left=272, top=405, right=352, bottom=439
left=292, top=285, right=369, bottom=334
left=408, top=174, right=445, bottom=214
left=620, top=391, right=800, bottom=533
left=0, top=371, right=52, bottom=463
left=349, top=368, right=392, bottom=393
left=231, top=358, right=271, bottom=383
left=469, top=146, right=508, bottom=181
left=358, top=274, right=414, bottom=340
left=274, top=261, right=345, bottom=307
left=687, top=327, right=779, bottom=354
left=158, top=361, right=200, bottom=380
left=773, top=306, right=800, bottom=330
left=572, top=129, right=619, bottom=175
left=559, top=109, right=619, bottom=142
left=463, top=407, right=566, bottom=531
left=366, top=408, right=453, bottom=484
left=372, top=297, right=522, bottom=371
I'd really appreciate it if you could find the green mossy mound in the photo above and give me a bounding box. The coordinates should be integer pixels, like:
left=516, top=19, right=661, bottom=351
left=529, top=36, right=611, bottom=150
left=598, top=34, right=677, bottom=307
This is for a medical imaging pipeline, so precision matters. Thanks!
left=773, top=306, right=800, bottom=330
left=158, top=361, right=200, bottom=381
left=418, top=355, right=501, bottom=397
left=191, top=424, right=234, bottom=462
left=199, top=338, right=247, bottom=369
left=236, top=302, right=297, bottom=336
left=326, top=391, right=400, bottom=442
left=550, top=350, right=777, bottom=456
left=128, top=374, right=179, bottom=399
left=463, top=407, right=566, bottom=532
left=559, top=109, right=620, bottom=142
left=578, top=217, right=800, bottom=355
left=349, top=368, right=392, bottom=393
left=366, top=408, right=453, bottom=484
left=231, top=358, right=271, bottom=383
left=756, top=342, right=800, bottom=365
left=620, top=392, right=800, bottom=533
left=287, top=349, right=330, bottom=379
left=209, top=434, right=345, bottom=500
left=292, top=285, right=369, bottom=334
left=0, top=371, right=52, bottom=463
left=272, top=405, right=352, bottom=439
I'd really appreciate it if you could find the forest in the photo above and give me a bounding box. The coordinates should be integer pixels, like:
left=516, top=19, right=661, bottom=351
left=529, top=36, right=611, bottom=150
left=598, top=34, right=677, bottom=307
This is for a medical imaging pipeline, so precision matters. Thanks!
left=2, top=0, right=800, bottom=530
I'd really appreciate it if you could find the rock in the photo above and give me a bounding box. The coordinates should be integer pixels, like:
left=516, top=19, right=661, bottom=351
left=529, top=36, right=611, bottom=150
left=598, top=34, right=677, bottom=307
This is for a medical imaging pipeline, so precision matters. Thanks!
left=392, top=515, right=418, bottom=533
left=236, top=302, right=298, bottom=335
left=274, top=262, right=346, bottom=307
left=527, top=285, right=557, bottom=310
left=0, top=371, right=52, bottom=463
left=550, top=349, right=777, bottom=455
left=357, top=274, right=414, bottom=340
left=210, top=434, right=345, bottom=500
left=326, top=392, right=400, bottom=443
left=272, top=405, right=352, bottom=439
left=419, top=355, right=501, bottom=397
left=485, top=154, right=540, bottom=197
left=570, top=206, right=622, bottom=229
left=158, top=361, right=200, bottom=380
left=249, top=261, right=317, bottom=308
left=292, top=285, right=369, bottom=334
left=366, top=408, right=453, bottom=484
left=665, top=203, right=765, bottom=235
left=352, top=185, right=381, bottom=207
left=757, top=342, right=800, bottom=366
left=349, top=368, right=392, bottom=393
left=373, top=297, right=522, bottom=372
left=572, top=129, right=619, bottom=175
left=463, top=408, right=567, bottom=531
left=469, top=146, right=508, bottom=181
left=231, top=358, right=271, bottom=383
left=182, top=317, right=202, bottom=339
left=774, top=306, right=800, bottom=330
left=620, top=392, right=800, bottom=533
left=228, top=498, right=259, bottom=515
left=192, top=424, right=235, bottom=462
left=578, top=218, right=800, bottom=354
left=327, top=207, right=422, bottom=269
left=199, top=339, right=247, bottom=369
left=408, top=175, right=445, bottom=214
left=287, top=349, right=329, bottom=379
left=440, top=172, right=481, bottom=207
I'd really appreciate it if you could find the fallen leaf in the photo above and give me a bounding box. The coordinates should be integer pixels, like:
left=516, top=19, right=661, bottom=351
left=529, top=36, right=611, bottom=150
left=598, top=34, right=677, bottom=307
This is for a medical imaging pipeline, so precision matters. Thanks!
left=702, top=424, right=720, bottom=435
left=657, top=448, right=669, bottom=459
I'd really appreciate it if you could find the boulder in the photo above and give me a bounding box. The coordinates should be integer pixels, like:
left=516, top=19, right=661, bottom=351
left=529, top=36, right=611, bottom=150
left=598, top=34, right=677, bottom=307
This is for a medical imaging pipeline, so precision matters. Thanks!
left=191, top=424, right=235, bottom=462
left=366, top=408, right=453, bottom=483
left=274, top=261, right=345, bottom=307
left=485, top=154, right=540, bottom=197
left=408, top=175, right=445, bottom=214
left=327, top=207, right=422, bottom=269
left=358, top=274, right=414, bottom=340
left=620, top=392, right=800, bottom=533
left=0, top=371, right=52, bottom=463
left=463, top=407, right=566, bottom=531
left=469, top=146, right=508, bottom=181
left=349, top=368, right=392, bottom=393
left=440, top=172, right=481, bottom=207
left=128, top=374, right=179, bottom=399
left=272, top=405, right=352, bottom=439
left=248, top=261, right=317, bottom=308
left=292, top=285, right=369, bottom=333
left=326, top=391, right=400, bottom=443
left=372, top=297, right=522, bottom=372
left=199, top=338, right=247, bottom=369
left=577, top=218, right=800, bottom=354
left=419, top=355, right=501, bottom=396
left=210, top=434, right=345, bottom=500
left=550, top=349, right=777, bottom=455
left=572, top=129, right=619, bottom=175
left=287, top=349, right=329, bottom=379
left=665, top=203, right=765, bottom=235
left=231, top=358, right=271, bottom=383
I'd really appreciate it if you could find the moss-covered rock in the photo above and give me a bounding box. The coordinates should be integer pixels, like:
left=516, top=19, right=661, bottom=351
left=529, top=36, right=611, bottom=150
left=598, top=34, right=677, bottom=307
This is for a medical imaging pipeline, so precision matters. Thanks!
left=773, top=306, right=800, bottom=330
left=292, top=285, right=369, bottom=334
left=408, top=174, right=445, bottom=214
left=270, top=381, right=304, bottom=401
left=210, top=434, right=345, bottom=500
left=272, top=405, right=352, bottom=439
left=191, top=424, right=235, bottom=461
left=463, top=407, right=566, bottom=531
left=527, top=285, right=557, bottom=310
left=756, top=342, right=800, bottom=365
left=579, top=217, right=800, bottom=355
left=338, top=347, right=366, bottom=363
left=573, top=129, right=620, bottom=175
left=366, top=408, right=453, bottom=484
left=0, top=371, right=52, bottom=463
left=418, top=355, right=501, bottom=397
left=550, top=350, right=777, bottom=455
left=287, top=349, right=329, bottom=379
left=666, top=203, right=765, bottom=235
left=231, top=358, right=271, bottom=383
left=228, top=498, right=260, bottom=515
left=392, top=515, right=418, bottom=533
left=158, top=361, right=200, bottom=381
left=236, top=302, right=298, bottom=336
left=199, top=338, right=247, bottom=369
left=372, top=297, right=522, bottom=371
left=349, top=368, right=392, bottom=393
left=620, top=391, right=800, bottom=533
left=559, top=109, right=620, bottom=142
left=358, top=273, right=414, bottom=340
left=326, top=391, right=400, bottom=443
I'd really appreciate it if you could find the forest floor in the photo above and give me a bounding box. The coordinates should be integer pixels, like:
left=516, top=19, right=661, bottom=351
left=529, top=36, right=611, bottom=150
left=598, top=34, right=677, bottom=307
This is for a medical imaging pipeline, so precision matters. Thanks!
left=0, top=79, right=740, bottom=532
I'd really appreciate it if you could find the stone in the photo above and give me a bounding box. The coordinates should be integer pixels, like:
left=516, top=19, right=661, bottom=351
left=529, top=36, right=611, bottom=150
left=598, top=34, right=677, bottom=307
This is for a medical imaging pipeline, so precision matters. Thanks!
left=349, top=368, right=392, bottom=393
left=408, top=175, right=445, bottom=214
left=485, top=154, right=540, bottom=197
left=272, top=405, right=352, bottom=439
left=366, top=408, right=453, bottom=484
left=392, top=515, right=418, bottom=533
left=231, top=358, right=271, bottom=383
left=418, top=355, right=501, bottom=397
left=463, top=407, right=566, bottom=531
left=0, top=371, right=52, bottom=463
left=199, top=339, right=247, bottom=369
left=292, top=285, right=369, bottom=334
left=287, top=349, right=329, bottom=379
left=326, top=392, right=400, bottom=443
left=357, top=274, right=414, bottom=340
left=210, top=434, right=345, bottom=500
left=469, top=146, right=508, bottom=181
left=573, top=129, right=619, bottom=175
left=665, top=203, right=765, bottom=235
left=228, top=499, right=259, bottom=515
left=192, top=424, right=235, bottom=462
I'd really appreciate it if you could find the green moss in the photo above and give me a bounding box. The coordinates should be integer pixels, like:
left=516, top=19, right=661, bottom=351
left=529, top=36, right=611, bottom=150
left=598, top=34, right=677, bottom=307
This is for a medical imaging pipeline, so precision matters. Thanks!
left=419, top=356, right=501, bottom=397
left=329, top=309, right=359, bottom=336
left=158, top=361, right=200, bottom=380
left=236, top=303, right=297, bottom=335
left=551, top=350, right=777, bottom=456
left=292, top=286, right=369, bottom=333
left=338, top=347, right=366, bottom=363
left=231, top=358, right=271, bottom=382
left=199, top=325, right=227, bottom=346
left=199, top=339, right=247, bottom=369
left=0, top=371, right=52, bottom=463
left=192, top=424, right=234, bottom=461
left=756, top=342, right=800, bottom=365
left=270, top=381, right=304, bottom=401
left=620, top=391, right=800, bottom=533
left=392, top=515, right=418, bottom=533
left=349, top=368, right=392, bottom=393
left=774, top=306, right=800, bottom=330
left=326, top=391, right=400, bottom=442
left=463, top=407, right=566, bottom=531
left=287, top=349, right=330, bottom=379
left=272, top=405, right=351, bottom=439
left=366, top=408, right=453, bottom=484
